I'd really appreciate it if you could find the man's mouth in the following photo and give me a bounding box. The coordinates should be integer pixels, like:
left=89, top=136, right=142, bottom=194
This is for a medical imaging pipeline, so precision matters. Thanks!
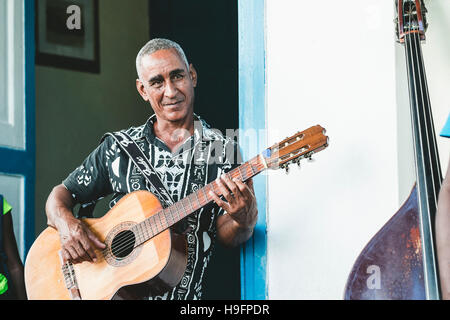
left=163, top=100, right=184, bottom=107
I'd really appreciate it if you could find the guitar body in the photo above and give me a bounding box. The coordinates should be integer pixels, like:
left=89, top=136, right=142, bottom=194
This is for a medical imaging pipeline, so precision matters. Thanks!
left=24, top=190, right=187, bottom=300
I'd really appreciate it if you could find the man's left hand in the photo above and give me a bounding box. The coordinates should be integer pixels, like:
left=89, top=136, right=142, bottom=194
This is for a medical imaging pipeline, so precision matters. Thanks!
left=209, top=174, right=258, bottom=230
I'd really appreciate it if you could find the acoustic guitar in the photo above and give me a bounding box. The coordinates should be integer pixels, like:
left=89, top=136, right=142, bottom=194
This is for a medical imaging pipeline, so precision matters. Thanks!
left=25, top=125, right=329, bottom=300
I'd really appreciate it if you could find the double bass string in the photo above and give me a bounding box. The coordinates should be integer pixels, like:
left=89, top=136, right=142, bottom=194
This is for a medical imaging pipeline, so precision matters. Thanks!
left=404, top=1, right=440, bottom=297
left=414, top=16, right=443, bottom=189
left=411, top=17, right=439, bottom=207
left=416, top=25, right=443, bottom=184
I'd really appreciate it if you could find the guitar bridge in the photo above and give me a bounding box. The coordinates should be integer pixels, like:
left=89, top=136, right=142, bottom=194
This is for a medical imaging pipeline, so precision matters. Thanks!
left=58, top=251, right=82, bottom=300
left=62, top=261, right=77, bottom=289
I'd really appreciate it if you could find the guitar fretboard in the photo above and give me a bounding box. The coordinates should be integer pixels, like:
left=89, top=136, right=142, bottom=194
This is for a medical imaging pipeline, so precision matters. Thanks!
left=132, top=155, right=266, bottom=246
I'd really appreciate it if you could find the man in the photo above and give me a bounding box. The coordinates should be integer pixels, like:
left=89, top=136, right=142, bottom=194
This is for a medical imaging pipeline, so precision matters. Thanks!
left=45, top=38, right=258, bottom=300
left=435, top=113, right=450, bottom=299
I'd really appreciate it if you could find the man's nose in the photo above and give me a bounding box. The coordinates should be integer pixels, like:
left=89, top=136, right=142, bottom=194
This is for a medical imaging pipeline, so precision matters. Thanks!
left=164, top=80, right=178, bottom=98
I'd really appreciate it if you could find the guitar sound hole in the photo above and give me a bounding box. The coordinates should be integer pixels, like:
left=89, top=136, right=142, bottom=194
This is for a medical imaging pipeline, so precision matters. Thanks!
left=111, top=230, right=135, bottom=259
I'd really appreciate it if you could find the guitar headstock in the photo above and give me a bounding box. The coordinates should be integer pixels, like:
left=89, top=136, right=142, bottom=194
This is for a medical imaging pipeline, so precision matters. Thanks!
left=261, top=125, right=329, bottom=173
left=395, top=0, right=428, bottom=43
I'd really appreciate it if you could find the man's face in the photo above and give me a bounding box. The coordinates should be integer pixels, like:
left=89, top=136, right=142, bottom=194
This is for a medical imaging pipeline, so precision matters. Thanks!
left=136, top=48, right=197, bottom=123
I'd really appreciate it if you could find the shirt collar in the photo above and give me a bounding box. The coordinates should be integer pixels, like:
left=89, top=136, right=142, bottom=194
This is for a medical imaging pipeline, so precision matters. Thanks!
left=143, top=113, right=214, bottom=146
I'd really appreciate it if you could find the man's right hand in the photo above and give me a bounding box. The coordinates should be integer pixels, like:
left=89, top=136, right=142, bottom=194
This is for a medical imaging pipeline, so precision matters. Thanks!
left=56, top=213, right=106, bottom=264
left=46, top=184, right=106, bottom=264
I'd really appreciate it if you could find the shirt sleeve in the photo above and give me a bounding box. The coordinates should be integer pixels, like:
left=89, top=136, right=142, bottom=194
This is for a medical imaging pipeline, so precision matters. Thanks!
left=62, top=136, right=114, bottom=204
left=3, top=198, right=12, bottom=215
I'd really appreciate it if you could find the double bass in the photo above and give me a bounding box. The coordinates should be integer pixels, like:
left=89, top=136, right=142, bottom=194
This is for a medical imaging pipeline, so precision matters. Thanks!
left=344, top=0, right=443, bottom=299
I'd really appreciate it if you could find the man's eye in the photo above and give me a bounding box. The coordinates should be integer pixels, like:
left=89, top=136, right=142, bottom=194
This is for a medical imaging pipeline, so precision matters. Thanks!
left=151, top=80, right=163, bottom=87
left=172, top=74, right=184, bottom=80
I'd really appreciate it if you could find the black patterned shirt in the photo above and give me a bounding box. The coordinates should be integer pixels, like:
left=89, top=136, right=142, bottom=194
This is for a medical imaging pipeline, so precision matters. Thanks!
left=62, top=114, right=241, bottom=300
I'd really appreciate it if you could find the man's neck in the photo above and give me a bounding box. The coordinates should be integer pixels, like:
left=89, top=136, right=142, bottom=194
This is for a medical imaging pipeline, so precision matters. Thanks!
left=153, top=114, right=194, bottom=152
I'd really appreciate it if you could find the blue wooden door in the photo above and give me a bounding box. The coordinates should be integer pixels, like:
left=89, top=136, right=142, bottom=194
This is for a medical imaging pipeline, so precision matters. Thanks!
left=0, top=0, right=35, bottom=259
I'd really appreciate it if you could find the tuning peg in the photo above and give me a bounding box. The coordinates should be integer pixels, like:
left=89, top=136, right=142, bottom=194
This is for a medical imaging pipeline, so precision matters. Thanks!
left=285, top=165, right=290, bottom=174
left=296, top=158, right=301, bottom=168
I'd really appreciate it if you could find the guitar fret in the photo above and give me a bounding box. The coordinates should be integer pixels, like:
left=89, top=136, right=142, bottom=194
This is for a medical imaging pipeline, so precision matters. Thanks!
left=237, top=165, right=245, bottom=181
left=166, top=207, right=174, bottom=225
left=201, top=187, right=209, bottom=204
left=138, top=223, right=145, bottom=243
left=135, top=224, right=141, bottom=244
left=164, top=209, right=175, bottom=225
left=154, top=213, right=161, bottom=231
left=168, top=205, right=176, bottom=223
left=179, top=200, right=188, bottom=220
left=186, top=194, right=195, bottom=213
left=159, top=210, right=167, bottom=229
left=156, top=214, right=162, bottom=233
left=250, top=162, right=256, bottom=175
left=158, top=211, right=166, bottom=229
left=193, top=191, right=202, bottom=208
left=174, top=202, right=182, bottom=221
left=154, top=217, right=161, bottom=234
left=144, top=219, right=150, bottom=239
left=211, top=181, right=218, bottom=193
left=149, top=216, right=156, bottom=235
left=246, top=162, right=252, bottom=178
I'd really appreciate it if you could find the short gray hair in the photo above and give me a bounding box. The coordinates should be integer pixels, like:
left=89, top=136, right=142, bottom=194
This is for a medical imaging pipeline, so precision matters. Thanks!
left=136, top=38, right=189, bottom=80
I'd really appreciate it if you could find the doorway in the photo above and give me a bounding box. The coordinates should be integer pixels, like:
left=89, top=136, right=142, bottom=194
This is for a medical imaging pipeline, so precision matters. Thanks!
left=148, top=0, right=240, bottom=300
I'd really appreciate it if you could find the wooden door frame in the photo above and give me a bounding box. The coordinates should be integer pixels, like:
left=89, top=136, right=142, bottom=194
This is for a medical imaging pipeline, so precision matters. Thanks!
left=238, top=0, right=267, bottom=300
left=0, top=0, right=36, bottom=257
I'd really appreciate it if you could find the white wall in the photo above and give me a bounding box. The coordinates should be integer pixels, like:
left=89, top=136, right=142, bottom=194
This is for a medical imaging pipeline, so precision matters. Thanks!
left=421, top=0, right=450, bottom=172
left=265, top=0, right=450, bottom=299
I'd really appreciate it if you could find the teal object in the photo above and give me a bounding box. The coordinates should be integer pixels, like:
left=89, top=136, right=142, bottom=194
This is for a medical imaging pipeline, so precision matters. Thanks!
left=440, top=113, right=450, bottom=138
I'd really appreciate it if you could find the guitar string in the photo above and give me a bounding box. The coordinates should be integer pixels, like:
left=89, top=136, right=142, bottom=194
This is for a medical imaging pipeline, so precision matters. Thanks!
left=102, top=161, right=262, bottom=259
left=105, top=162, right=260, bottom=258
left=104, top=139, right=305, bottom=258
left=103, top=130, right=313, bottom=258
left=101, top=126, right=316, bottom=258
left=107, top=159, right=265, bottom=259
left=102, top=163, right=252, bottom=258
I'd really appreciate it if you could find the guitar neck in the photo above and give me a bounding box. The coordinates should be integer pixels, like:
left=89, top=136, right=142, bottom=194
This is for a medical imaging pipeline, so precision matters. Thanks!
left=133, top=154, right=267, bottom=245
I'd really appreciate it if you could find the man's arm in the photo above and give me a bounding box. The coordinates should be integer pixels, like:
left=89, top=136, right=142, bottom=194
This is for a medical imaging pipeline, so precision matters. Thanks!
left=46, top=184, right=105, bottom=264
left=435, top=156, right=450, bottom=299
left=210, top=175, right=258, bottom=247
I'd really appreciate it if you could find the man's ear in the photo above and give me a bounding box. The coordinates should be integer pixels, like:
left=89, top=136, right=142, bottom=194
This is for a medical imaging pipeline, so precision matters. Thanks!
left=189, top=63, right=198, bottom=87
left=136, top=78, right=149, bottom=101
